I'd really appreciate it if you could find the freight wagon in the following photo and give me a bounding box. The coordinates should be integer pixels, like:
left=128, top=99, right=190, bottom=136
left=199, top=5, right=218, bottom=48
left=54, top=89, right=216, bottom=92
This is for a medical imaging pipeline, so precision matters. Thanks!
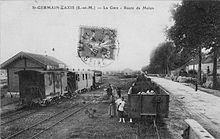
left=127, top=74, right=169, bottom=119
left=17, top=69, right=68, bottom=106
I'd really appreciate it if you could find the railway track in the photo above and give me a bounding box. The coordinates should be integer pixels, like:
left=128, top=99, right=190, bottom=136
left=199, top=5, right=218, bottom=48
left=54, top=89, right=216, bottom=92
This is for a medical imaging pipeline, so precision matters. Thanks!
left=1, top=98, right=74, bottom=126
left=28, top=104, right=90, bottom=139
left=1, top=110, right=39, bottom=126
left=140, top=117, right=161, bottom=139
left=3, top=103, right=89, bottom=139
left=1, top=104, right=62, bottom=126
left=1, top=109, right=26, bottom=119
left=153, top=119, right=161, bottom=139
left=131, top=116, right=162, bottom=139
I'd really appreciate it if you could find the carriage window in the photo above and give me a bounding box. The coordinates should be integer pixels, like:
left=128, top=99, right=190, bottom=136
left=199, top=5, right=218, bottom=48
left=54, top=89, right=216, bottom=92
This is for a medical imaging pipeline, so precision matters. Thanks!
left=82, top=74, right=84, bottom=80
left=85, top=74, right=88, bottom=80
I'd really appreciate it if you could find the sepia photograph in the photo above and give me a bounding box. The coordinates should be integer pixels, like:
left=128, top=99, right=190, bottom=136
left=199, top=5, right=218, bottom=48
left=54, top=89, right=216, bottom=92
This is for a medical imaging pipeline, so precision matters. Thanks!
left=0, top=0, right=220, bottom=139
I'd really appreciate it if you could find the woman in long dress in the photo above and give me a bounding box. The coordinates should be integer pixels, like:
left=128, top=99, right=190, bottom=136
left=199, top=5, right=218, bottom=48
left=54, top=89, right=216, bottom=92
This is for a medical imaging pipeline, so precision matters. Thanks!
left=109, top=95, right=116, bottom=117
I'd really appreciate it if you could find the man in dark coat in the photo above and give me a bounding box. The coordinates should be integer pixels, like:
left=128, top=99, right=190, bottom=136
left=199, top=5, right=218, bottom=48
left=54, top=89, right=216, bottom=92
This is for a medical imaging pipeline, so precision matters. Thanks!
left=116, top=87, right=122, bottom=98
left=106, top=84, right=113, bottom=97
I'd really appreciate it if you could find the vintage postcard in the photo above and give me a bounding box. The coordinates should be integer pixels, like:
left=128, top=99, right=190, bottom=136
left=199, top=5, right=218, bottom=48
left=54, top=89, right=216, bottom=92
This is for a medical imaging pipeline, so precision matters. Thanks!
left=1, top=0, right=219, bottom=139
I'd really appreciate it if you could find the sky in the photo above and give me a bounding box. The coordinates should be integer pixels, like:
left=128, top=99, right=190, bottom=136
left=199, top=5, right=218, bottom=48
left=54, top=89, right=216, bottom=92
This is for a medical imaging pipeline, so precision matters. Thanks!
left=0, top=0, right=179, bottom=71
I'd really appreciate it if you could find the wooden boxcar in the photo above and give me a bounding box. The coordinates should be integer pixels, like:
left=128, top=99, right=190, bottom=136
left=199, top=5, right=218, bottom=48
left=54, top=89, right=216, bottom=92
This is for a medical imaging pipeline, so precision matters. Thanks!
left=18, top=70, right=67, bottom=105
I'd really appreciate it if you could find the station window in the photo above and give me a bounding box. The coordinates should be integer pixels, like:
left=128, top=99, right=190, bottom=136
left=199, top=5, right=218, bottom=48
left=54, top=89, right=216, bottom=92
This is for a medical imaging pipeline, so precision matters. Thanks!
left=82, top=74, right=84, bottom=80
left=85, top=74, right=88, bottom=80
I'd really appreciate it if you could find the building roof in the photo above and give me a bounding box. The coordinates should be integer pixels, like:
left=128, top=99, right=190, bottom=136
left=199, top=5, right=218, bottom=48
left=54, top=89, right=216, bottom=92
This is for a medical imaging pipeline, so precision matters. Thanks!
left=187, top=55, right=220, bottom=65
left=202, top=55, right=219, bottom=64
left=1, top=51, right=67, bottom=69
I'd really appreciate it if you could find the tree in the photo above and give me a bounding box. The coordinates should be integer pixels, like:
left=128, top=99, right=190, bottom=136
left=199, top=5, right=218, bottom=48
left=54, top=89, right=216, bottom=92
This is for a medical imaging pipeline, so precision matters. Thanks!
left=147, top=42, right=183, bottom=74
left=167, top=0, right=220, bottom=89
left=197, top=1, right=220, bottom=89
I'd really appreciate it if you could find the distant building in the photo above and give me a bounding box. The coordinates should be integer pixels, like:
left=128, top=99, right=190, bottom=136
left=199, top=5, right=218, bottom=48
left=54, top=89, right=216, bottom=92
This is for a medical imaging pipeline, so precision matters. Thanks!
left=185, top=55, right=220, bottom=74
left=122, top=68, right=133, bottom=75
left=1, top=51, right=67, bottom=92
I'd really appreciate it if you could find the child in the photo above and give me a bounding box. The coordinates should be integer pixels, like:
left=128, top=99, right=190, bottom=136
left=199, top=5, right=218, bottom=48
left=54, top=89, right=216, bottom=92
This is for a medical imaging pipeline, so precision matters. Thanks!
left=117, top=97, right=125, bottom=123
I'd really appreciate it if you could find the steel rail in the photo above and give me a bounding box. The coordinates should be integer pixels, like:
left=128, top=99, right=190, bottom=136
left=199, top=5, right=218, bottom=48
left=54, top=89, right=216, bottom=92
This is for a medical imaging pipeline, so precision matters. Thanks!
left=1, top=110, right=38, bottom=126
left=28, top=103, right=90, bottom=139
left=1, top=100, right=73, bottom=126
left=4, top=103, right=79, bottom=139
left=153, top=119, right=161, bottom=139
left=1, top=109, right=25, bottom=119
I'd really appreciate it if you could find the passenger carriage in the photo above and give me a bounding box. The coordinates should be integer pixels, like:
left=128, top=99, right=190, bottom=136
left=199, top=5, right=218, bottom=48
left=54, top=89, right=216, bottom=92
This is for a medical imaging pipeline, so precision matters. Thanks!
left=74, top=69, right=94, bottom=93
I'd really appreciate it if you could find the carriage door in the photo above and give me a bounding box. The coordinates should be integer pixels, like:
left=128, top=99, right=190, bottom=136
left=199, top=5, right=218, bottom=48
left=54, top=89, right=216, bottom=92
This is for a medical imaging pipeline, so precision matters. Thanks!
left=86, top=74, right=88, bottom=88
left=72, top=73, right=76, bottom=90
left=67, top=72, right=76, bottom=93
left=18, top=70, right=45, bottom=103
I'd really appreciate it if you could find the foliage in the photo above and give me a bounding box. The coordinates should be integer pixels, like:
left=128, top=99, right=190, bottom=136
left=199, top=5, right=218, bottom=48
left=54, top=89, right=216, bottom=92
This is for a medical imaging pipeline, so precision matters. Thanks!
left=167, top=0, right=220, bottom=89
left=188, top=69, right=197, bottom=78
left=168, top=1, right=219, bottom=50
left=147, top=42, right=183, bottom=74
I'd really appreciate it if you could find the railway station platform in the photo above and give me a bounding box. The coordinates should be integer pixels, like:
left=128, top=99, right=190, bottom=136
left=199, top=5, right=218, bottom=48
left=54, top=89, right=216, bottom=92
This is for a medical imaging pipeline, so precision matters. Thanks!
left=151, top=77, right=220, bottom=138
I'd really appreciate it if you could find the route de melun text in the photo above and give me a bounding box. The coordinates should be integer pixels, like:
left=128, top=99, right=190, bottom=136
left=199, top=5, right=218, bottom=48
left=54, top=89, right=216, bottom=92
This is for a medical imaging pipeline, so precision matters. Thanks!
left=32, top=5, right=154, bottom=10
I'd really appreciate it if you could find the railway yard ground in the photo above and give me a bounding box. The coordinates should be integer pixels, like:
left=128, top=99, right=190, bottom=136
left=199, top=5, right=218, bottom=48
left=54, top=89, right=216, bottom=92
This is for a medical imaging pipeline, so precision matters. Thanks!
left=1, top=75, right=220, bottom=139
left=1, top=93, right=20, bottom=114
